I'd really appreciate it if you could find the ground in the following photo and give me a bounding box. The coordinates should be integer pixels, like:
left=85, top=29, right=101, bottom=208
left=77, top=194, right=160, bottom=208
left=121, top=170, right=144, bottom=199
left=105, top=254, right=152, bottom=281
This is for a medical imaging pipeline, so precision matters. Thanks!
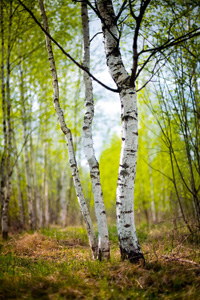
left=0, top=224, right=200, bottom=299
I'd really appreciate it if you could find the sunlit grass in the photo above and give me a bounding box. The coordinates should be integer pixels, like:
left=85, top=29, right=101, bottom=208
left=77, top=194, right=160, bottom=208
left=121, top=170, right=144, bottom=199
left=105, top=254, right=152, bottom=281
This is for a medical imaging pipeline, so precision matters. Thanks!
left=0, top=224, right=200, bottom=299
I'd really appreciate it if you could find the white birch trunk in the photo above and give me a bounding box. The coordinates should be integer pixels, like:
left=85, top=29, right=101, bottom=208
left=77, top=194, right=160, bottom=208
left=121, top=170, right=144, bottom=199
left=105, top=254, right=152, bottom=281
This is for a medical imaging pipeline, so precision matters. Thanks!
left=13, top=123, right=24, bottom=228
left=1, top=1, right=12, bottom=239
left=15, top=159, right=24, bottom=229
left=43, top=141, right=49, bottom=227
left=44, top=171, right=49, bottom=226
left=20, top=67, right=35, bottom=230
left=1, top=0, right=7, bottom=239
left=34, top=145, right=43, bottom=229
left=5, top=0, right=12, bottom=221
left=36, top=190, right=43, bottom=228
left=60, top=167, right=67, bottom=227
left=30, top=123, right=38, bottom=229
left=34, top=142, right=43, bottom=228
left=97, top=0, right=144, bottom=263
left=116, top=89, right=144, bottom=262
left=81, top=2, right=110, bottom=260
left=38, top=0, right=98, bottom=258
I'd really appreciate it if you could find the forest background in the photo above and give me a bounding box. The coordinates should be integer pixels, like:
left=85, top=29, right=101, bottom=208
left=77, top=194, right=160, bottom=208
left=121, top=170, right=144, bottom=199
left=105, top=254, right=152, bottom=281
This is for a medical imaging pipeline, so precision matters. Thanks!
left=0, top=0, right=200, bottom=298
left=1, top=0, right=199, bottom=233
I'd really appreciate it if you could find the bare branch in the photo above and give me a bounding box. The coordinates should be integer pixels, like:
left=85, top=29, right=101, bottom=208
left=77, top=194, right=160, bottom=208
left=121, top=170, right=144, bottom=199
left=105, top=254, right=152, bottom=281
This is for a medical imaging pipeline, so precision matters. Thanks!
left=115, top=0, right=128, bottom=22
left=143, top=158, right=173, bottom=182
left=130, top=0, right=151, bottom=86
left=17, top=0, right=119, bottom=93
left=90, top=31, right=102, bottom=43
left=138, top=26, right=200, bottom=56
left=129, top=0, right=137, bottom=20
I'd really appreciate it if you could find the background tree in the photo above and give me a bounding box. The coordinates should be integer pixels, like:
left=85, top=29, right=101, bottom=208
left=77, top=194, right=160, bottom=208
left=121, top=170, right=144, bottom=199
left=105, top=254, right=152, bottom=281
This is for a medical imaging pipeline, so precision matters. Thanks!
left=0, top=0, right=199, bottom=266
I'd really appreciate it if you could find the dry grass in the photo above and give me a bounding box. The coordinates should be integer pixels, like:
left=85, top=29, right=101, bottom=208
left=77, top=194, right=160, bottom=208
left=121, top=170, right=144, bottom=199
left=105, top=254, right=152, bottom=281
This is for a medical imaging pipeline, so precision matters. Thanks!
left=0, top=224, right=200, bottom=299
left=2, top=232, right=60, bottom=257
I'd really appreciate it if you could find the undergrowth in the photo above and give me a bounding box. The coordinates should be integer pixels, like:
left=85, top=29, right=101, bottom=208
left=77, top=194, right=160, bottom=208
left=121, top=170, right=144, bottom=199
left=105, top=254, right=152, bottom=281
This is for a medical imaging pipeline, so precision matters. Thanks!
left=0, top=224, right=200, bottom=299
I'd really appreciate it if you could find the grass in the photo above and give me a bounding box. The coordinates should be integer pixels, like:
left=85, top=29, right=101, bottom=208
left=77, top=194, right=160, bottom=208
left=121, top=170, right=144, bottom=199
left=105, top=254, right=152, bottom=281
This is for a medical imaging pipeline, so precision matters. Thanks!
left=0, top=224, right=200, bottom=299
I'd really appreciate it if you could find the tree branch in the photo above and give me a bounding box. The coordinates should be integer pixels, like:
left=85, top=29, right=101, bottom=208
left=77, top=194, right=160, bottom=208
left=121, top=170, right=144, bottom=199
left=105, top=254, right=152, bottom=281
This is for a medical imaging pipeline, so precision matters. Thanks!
left=138, top=26, right=200, bottom=57
left=90, top=31, right=102, bottom=43
left=17, top=0, right=119, bottom=93
left=130, top=0, right=151, bottom=86
left=115, top=0, right=128, bottom=23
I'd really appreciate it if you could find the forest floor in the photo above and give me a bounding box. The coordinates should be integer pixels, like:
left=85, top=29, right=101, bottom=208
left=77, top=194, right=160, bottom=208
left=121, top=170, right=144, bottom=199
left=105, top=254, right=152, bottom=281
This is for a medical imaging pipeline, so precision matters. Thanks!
left=0, top=224, right=200, bottom=300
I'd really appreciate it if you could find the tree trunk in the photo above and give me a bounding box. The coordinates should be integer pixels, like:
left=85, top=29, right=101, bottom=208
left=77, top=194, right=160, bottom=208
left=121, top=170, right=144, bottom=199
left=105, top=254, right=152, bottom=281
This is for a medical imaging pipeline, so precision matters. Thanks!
left=97, top=0, right=144, bottom=263
left=0, top=0, right=7, bottom=238
left=1, top=1, right=13, bottom=239
left=116, top=87, right=144, bottom=262
left=170, top=147, right=193, bottom=233
left=30, top=121, right=37, bottom=229
left=81, top=2, right=110, bottom=260
left=38, top=0, right=98, bottom=258
left=60, top=167, right=67, bottom=227
left=5, top=0, right=12, bottom=221
left=12, top=124, right=25, bottom=229
left=15, top=159, right=24, bottom=229
left=147, top=147, right=156, bottom=223
left=140, top=183, right=149, bottom=226
left=43, top=141, right=49, bottom=227
left=20, top=66, right=35, bottom=230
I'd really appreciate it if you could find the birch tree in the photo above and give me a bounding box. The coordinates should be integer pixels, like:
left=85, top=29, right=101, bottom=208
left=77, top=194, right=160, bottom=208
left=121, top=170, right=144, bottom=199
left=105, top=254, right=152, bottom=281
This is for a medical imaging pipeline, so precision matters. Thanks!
left=20, top=65, right=36, bottom=230
left=81, top=2, right=110, bottom=260
left=87, top=0, right=200, bottom=262
left=1, top=0, right=13, bottom=239
left=13, top=135, right=24, bottom=229
left=60, top=167, right=68, bottom=227
left=38, top=0, right=98, bottom=259
left=95, top=0, right=146, bottom=263
left=17, top=0, right=200, bottom=263
left=0, top=0, right=7, bottom=239
left=43, top=140, right=49, bottom=227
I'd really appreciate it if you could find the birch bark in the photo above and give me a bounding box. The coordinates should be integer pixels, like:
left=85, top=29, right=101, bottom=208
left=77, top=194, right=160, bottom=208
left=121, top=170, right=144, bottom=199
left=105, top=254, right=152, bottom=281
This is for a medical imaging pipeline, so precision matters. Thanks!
left=5, top=0, right=12, bottom=210
left=81, top=2, right=110, bottom=260
left=37, top=190, right=43, bottom=228
left=30, top=123, right=38, bottom=228
left=97, top=0, right=144, bottom=263
left=13, top=121, right=24, bottom=229
left=20, top=66, right=35, bottom=230
left=1, top=1, right=13, bottom=239
left=38, top=0, right=98, bottom=258
left=15, top=154, right=24, bottom=229
left=43, top=141, right=49, bottom=227
left=2, top=0, right=13, bottom=238
left=60, top=167, right=67, bottom=227
left=0, top=0, right=7, bottom=238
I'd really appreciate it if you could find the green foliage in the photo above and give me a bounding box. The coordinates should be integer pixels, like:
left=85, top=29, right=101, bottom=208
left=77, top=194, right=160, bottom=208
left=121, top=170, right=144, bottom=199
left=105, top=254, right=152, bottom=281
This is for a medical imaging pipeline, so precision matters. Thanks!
left=99, top=98, right=174, bottom=223
left=0, top=0, right=199, bottom=250
left=99, top=135, right=121, bottom=213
